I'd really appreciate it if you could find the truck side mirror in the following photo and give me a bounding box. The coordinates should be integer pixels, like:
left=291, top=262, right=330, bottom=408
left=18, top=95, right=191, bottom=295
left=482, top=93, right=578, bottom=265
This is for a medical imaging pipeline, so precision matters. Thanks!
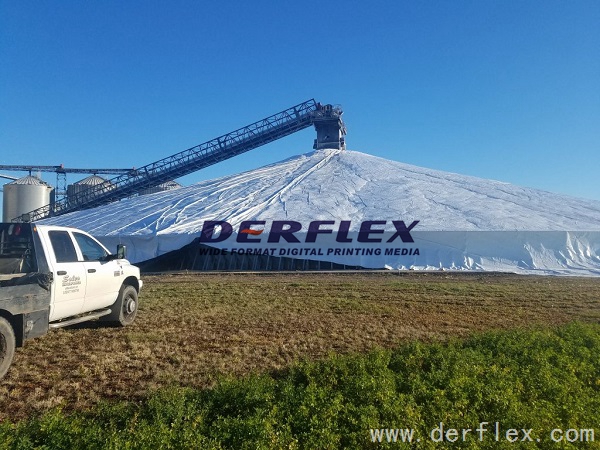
left=116, top=244, right=127, bottom=260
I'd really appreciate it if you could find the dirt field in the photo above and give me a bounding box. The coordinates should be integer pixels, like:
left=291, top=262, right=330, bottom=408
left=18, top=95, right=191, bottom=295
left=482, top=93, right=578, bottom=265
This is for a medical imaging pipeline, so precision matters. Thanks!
left=1, top=272, right=599, bottom=421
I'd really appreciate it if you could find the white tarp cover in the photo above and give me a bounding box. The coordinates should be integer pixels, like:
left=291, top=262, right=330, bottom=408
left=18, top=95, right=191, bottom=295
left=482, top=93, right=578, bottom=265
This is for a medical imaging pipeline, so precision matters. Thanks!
left=42, top=149, right=600, bottom=276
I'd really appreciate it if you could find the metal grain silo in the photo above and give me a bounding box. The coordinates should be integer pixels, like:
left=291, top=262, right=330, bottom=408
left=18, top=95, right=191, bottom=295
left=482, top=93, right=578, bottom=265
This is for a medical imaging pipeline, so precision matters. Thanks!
left=2, top=175, right=54, bottom=222
left=67, top=175, right=113, bottom=206
left=139, top=180, right=181, bottom=196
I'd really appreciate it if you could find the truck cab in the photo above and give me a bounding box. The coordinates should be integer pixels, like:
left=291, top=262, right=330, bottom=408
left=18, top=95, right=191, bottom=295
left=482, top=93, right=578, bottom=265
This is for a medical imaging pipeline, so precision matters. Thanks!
left=0, top=222, right=143, bottom=378
left=38, top=225, right=140, bottom=322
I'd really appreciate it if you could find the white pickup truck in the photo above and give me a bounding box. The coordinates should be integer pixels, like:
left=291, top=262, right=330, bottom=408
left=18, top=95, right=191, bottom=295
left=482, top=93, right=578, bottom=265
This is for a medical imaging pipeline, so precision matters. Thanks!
left=0, top=222, right=143, bottom=378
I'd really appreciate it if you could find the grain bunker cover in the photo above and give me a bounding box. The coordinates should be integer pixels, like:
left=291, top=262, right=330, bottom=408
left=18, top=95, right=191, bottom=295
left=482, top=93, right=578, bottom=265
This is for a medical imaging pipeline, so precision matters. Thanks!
left=42, top=149, right=600, bottom=275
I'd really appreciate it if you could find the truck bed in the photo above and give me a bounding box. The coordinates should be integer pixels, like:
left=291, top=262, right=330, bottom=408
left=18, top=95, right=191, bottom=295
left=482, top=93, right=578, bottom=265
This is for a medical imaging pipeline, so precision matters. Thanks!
left=0, top=272, right=52, bottom=314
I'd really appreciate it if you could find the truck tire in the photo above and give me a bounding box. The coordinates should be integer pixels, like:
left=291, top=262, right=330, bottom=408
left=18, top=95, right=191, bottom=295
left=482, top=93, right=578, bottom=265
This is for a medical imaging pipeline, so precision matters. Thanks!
left=0, top=317, right=16, bottom=379
left=104, top=285, right=139, bottom=327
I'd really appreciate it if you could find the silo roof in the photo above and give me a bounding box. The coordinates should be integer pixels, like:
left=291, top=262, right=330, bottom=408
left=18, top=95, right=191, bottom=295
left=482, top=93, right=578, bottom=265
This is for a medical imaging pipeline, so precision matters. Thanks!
left=74, top=175, right=109, bottom=185
left=158, top=180, right=181, bottom=189
left=8, top=175, right=51, bottom=186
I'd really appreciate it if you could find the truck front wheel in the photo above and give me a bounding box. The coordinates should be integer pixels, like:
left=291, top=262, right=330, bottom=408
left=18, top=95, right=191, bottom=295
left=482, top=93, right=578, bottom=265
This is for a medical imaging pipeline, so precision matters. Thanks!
left=0, top=317, right=16, bottom=379
left=103, top=285, right=139, bottom=327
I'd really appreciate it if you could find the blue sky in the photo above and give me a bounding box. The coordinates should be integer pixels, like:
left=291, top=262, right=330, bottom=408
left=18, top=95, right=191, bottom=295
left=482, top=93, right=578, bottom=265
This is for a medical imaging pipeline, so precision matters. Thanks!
left=1, top=0, right=599, bottom=213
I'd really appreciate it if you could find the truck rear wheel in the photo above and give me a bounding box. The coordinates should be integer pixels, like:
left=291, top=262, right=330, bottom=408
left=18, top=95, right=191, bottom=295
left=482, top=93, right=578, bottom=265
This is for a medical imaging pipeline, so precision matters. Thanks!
left=0, top=317, right=16, bottom=379
left=103, top=285, right=139, bottom=327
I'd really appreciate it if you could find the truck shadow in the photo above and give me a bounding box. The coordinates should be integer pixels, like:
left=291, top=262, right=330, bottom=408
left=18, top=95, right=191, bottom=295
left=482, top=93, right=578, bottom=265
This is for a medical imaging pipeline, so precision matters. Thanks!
left=63, top=321, right=118, bottom=330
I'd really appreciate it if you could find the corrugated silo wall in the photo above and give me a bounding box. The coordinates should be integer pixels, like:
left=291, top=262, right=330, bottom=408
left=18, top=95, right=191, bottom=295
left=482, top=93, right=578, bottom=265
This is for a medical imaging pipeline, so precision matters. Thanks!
left=136, top=238, right=366, bottom=272
left=2, top=177, right=53, bottom=222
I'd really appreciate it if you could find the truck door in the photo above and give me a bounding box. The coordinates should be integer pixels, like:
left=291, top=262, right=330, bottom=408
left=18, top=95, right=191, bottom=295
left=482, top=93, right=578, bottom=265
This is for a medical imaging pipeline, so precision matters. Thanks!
left=46, top=230, right=87, bottom=321
left=72, top=231, right=122, bottom=312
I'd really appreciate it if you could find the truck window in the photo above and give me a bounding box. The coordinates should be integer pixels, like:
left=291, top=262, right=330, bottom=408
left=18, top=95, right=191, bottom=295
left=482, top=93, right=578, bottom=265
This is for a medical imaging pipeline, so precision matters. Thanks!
left=0, top=223, right=36, bottom=273
left=73, top=232, right=108, bottom=261
left=48, top=231, right=79, bottom=263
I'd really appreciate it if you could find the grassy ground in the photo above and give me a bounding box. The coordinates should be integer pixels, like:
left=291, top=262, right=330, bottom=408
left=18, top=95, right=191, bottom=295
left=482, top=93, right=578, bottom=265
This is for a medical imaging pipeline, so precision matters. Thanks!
left=3, top=322, right=600, bottom=449
left=1, top=272, right=599, bottom=421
